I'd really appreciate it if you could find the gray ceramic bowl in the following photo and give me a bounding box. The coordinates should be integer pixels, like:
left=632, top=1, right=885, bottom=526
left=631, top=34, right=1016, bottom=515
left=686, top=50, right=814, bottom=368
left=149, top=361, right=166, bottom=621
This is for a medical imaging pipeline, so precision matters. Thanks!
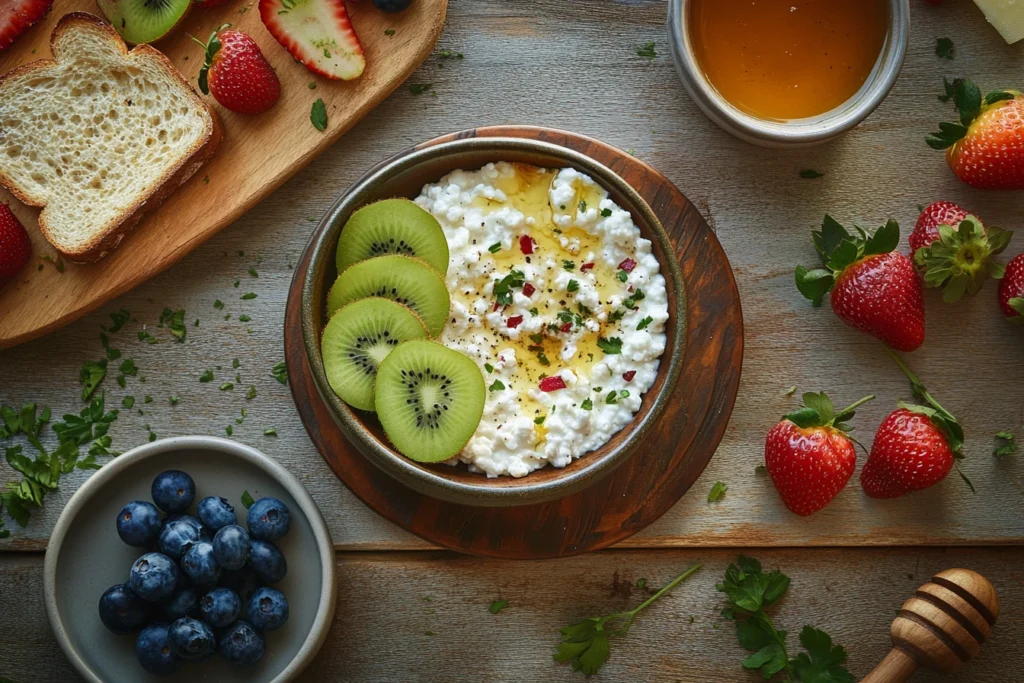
left=668, top=0, right=909, bottom=147
left=43, top=436, right=336, bottom=683
left=301, top=135, right=686, bottom=507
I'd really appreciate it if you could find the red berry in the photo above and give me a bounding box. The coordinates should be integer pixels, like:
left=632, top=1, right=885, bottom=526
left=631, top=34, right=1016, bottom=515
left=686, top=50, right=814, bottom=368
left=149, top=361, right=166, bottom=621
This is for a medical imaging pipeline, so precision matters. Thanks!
left=522, top=282, right=535, bottom=297
left=618, top=258, right=636, bottom=273
left=0, top=204, right=31, bottom=284
left=765, top=421, right=857, bottom=516
left=539, top=376, right=566, bottom=392
left=198, top=28, right=280, bottom=115
left=860, top=409, right=954, bottom=498
left=998, top=253, right=1024, bottom=321
left=831, top=252, right=925, bottom=352
left=519, top=235, right=534, bottom=254
left=622, top=370, right=636, bottom=382
left=910, top=201, right=971, bottom=254
left=506, top=315, right=523, bottom=329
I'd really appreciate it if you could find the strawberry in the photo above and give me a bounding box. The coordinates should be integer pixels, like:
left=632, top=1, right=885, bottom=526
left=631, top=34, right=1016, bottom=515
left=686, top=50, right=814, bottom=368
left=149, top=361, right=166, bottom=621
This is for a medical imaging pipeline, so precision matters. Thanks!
left=196, top=25, right=280, bottom=115
left=0, top=0, right=52, bottom=52
left=861, top=350, right=969, bottom=498
left=260, top=0, right=365, bottom=81
left=927, top=78, right=1024, bottom=189
left=796, top=215, right=925, bottom=351
left=998, top=253, right=1024, bottom=324
left=0, top=203, right=32, bottom=285
left=764, top=392, right=874, bottom=516
left=910, top=204, right=1013, bottom=303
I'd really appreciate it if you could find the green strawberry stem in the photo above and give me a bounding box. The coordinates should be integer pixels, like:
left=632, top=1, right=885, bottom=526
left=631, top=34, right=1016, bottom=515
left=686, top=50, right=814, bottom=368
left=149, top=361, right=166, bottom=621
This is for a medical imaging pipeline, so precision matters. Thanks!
left=837, top=395, right=875, bottom=415
left=884, top=347, right=951, bottom=418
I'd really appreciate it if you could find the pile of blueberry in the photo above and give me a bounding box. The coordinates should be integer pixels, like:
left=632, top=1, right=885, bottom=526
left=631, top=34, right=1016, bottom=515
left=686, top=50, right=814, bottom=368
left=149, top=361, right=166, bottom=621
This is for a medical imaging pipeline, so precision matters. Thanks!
left=98, top=469, right=293, bottom=675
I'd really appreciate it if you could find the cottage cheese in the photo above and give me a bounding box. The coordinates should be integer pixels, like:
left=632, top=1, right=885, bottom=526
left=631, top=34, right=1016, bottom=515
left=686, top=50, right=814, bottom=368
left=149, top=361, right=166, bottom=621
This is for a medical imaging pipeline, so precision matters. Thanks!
left=415, top=162, right=669, bottom=477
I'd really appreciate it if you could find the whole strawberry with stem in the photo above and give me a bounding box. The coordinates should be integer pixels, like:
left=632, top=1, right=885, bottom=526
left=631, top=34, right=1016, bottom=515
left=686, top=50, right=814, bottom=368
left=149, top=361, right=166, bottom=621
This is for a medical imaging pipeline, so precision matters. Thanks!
left=911, top=205, right=1012, bottom=303
left=195, top=25, right=280, bottom=115
left=861, top=349, right=971, bottom=498
left=796, top=215, right=925, bottom=351
left=998, top=253, right=1024, bottom=324
left=0, top=203, right=31, bottom=286
left=765, top=391, right=874, bottom=516
left=927, top=78, right=1024, bottom=190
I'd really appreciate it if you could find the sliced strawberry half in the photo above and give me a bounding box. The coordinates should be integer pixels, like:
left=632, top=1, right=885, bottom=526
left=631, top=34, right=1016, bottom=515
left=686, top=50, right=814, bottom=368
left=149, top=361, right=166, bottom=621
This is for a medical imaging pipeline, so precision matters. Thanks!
left=260, top=0, right=365, bottom=80
left=0, top=0, right=53, bottom=52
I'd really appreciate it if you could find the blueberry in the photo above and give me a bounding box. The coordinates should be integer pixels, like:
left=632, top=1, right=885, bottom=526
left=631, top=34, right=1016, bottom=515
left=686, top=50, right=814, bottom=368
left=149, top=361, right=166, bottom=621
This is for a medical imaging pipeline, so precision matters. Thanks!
left=166, top=616, right=215, bottom=660
left=182, top=540, right=221, bottom=585
left=372, top=0, right=412, bottom=12
left=116, top=501, right=162, bottom=547
left=212, top=524, right=250, bottom=570
left=249, top=540, right=287, bottom=584
left=247, top=587, right=289, bottom=631
left=158, top=519, right=202, bottom=561
left=164, top=586, right=199, bottom=621
left=135, top=623, right=182, bottom=676
left=98, top=583, right=150, bottom=634
left=247, top=497, right=291, bottom=542
left=129, top=552, right=179, bottom=602
left=200, top=587, right=241, bottom=628
left=218, top=620, right=266, bottom=666
left=151, top=470, right=196, bottom=513
left=163, top=514, right=204, bottom=537
left=197, top=496, right=236, bottom=531
left=220, top=569, right=262, bottom=606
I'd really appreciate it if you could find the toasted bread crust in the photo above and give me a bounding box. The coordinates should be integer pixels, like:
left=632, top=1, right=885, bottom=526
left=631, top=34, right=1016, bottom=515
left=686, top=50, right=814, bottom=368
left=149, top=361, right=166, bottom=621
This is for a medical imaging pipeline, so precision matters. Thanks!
left=0, top=13, right=221, bottom=263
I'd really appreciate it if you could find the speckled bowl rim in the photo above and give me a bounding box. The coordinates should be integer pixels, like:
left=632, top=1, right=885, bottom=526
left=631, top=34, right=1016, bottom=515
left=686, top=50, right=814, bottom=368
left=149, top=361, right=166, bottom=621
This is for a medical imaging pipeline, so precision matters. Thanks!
left=300, top=135, right=686, bottom=507
left=42, top=436, right=337, bottom=683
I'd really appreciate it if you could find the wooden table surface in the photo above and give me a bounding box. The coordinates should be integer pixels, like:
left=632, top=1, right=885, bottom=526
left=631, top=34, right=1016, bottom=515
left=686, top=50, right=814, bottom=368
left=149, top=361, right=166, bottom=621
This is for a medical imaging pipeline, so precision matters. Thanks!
left=1, top=0, right=1022, bottom=680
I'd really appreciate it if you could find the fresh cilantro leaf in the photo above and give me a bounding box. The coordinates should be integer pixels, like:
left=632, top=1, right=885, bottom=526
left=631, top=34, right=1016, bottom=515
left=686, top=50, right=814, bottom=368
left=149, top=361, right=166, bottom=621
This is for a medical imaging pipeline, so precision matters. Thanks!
left=271, top=362, right=288, bottom=385
left=122, top=396, right=135, bottom=409
left=994, top=431, right=1017, bottom=457
left=488, top=600, right=509, bottom=614
left=555, top=564, right=700, bottom=676
left=79, top=360, right=108, bottom=401
left=707, top=481, right=727, bottom=503
left=936, top=37, right=954, bottom=59
left=567, top=279, right=579, bottom=293
left=119, top=359, right=138, bottom=377
left=581, top=398, right=593, bottom=411
left=636, top=316, right=653, bottom=331
left=600, top=208, right=612, bottom=217
left=489, top=380, right=505, bottom=392
left=636, top=41, right=656, bottom=59
left=241, top=490, right=255, bottom=508
left=311, top=98, right=328, bottom=131
left=214, top=299, right=224, bottom=309
left=597, top=337, right=623, bottom=355
left=493, top=270, right=526, bottom=307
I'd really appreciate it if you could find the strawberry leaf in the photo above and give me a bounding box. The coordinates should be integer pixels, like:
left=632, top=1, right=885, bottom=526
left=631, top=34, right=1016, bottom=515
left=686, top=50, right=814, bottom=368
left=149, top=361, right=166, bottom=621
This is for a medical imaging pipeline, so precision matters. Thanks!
left=1010, top=297, right=1024, bottom=316
left=826, top=239, right=860, bottom=271
left=864, top=219, right=899, bottom=256
left=953, top=78, right=983, bottom=126
left=795, top=267, right=833, bottom=306
left=938, top=76, right=955, bottom=103
left=814, top=215, right=851, bottom=262
left=926, top=121, right=969, bottom=149
left=984, top=91, right=1015, bottom=105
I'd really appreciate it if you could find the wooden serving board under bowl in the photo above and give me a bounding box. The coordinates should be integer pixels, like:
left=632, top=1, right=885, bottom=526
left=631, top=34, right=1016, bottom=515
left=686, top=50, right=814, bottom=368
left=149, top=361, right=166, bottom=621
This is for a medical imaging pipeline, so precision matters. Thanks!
left=0, top=0, right=447, bottom=349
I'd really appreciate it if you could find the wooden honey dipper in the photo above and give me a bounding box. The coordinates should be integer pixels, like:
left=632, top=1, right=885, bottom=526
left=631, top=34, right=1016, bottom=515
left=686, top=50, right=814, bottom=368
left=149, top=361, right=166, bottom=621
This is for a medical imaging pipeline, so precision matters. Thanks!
left=862, top=568, right=999, bottom=682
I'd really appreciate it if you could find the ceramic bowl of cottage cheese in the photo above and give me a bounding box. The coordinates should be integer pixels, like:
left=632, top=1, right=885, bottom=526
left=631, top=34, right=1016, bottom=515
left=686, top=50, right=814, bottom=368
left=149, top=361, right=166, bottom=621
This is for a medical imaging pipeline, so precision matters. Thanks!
left=300, top=134, right=685, bottom=506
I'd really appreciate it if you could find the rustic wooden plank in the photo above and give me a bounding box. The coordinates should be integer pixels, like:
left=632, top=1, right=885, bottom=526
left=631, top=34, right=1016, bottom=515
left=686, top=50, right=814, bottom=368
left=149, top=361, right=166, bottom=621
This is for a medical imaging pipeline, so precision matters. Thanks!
left=1, top=547, right=1022, bottom=681
left=1, top=0, right=1023, bottom=551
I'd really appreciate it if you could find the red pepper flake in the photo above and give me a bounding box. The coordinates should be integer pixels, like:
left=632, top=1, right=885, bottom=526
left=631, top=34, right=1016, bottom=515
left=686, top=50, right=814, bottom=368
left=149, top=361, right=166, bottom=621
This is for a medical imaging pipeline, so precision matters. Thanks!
left=506, top=315, right=524, bottom=329
left=622, top=370, right=636, bottom=382
left=580, top=262, right=595, bottom=272
left=559, top=322, right=573, bottom=333
left=618, top=258, right=637, bottom=273
left=522, top=282, right=536, bottom=297
left=519, top=235, right=535, bottom=254
left=492, top=301, right=500, bottom=312
left=539, top=376, right=566, bottom=392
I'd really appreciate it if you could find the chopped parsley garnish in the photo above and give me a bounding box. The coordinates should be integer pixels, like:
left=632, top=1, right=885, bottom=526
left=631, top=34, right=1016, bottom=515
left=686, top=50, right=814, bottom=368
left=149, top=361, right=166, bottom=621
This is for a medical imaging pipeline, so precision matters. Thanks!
left=241, top=490, right=256, bottom=508
left=79, top=360, right=108, bottom=401
left=600, top=208, right=612, bottom=218
left=488, top=242, right=502, bottom=254
left=199, top=369, right=214, bottom=383
left=233, top=280, right=240, bottom=288
left=169, top=396, right=180, bottom=405
left=994, top=431, right=1017, bottom=457
left=597, top=337, right=623, bottom=355
left=116, top=376, right=126, bottom=389
left=311, top=98, right=328, bottom=131
left=493, top=270, right=526, bottom=307
left=232, top=358, right=240, bottom=369
left=239, top=315, right=251, bottom=322
left=707, top=481, right=727, bottom=503
left=578, top=200, right=587, bottom=212
left=248, top=267, right=258, bottom=278
left=138, top=329, right=159, bottom=344
left=489, top=600, right=509, bottom=614
left=936, top=37, right=954, bottom=59
left=529, top=307, right=539, bottom=316
left=537, top=353, right=550, bottom=367
left=439, top=49, right=464, bottom=59
left=264, top=428, right=278, bottom=437
left=120, top=358, right=138, bottom=377
left=122, top=396, right=135, bottom=409
left=246, top=386, right=257, bottom=400
left=271, top=361, right=288, bottom=385
left=581, top=398, right=593, bottom=411
left=616, top=270, right=628, bottom=282
left=562, top=260, right=575, bottom=272
left=605, top=390, right=629, bottom=405
left=529, top=333, right=544, bottom=344
left=241, top=292, right=257, bottom=300
left=567, top=280, right=579, bottom=293
left=636, top=41, right=657, bottom=60
left=143, top=396, right=152, bottom=404
left=219, top=383, right=234, bottom=391
left=225, top=425, right=233, bottom=436
left=489, top=379, right=505, bottom=392
left=106, top=309, right=131, bottom=332
left=637, top=316, right=653, bottom=331
left=534, top=415, right=546, bottom=425
left=158, top=308, right=187, bottom=342
left=484, top=363, right=494, bottom=374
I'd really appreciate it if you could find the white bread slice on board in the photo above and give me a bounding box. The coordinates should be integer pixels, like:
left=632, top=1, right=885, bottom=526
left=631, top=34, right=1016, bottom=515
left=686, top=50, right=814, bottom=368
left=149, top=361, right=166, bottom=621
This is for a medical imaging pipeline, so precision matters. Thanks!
left=0, top=13, right=222, bottom=263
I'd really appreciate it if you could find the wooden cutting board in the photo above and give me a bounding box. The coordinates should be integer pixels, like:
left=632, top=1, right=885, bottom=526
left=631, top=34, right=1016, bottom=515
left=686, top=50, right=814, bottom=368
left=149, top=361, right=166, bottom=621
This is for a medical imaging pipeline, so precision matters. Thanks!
left=0, top=0, right=446, bottom=349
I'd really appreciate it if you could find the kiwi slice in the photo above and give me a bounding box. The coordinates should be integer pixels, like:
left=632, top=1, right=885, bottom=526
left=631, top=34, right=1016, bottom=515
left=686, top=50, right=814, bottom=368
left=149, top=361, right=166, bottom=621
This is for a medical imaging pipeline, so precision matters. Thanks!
left=336, top=199, right=449, bottom=276
left=327, top=255, right=451, bottom=337
left=321, top=298, right=429, bottom=411
left=97, top=0, right=191, bottom=45
left=374, top=340, right=485, bottom=463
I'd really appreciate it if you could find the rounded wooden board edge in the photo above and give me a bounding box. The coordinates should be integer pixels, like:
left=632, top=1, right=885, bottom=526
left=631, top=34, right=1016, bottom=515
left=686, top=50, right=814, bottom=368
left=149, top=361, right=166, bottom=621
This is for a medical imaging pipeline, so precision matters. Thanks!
left=284, top=125, right=744, bottom=558
left=0, top=0, right=448, bottom=350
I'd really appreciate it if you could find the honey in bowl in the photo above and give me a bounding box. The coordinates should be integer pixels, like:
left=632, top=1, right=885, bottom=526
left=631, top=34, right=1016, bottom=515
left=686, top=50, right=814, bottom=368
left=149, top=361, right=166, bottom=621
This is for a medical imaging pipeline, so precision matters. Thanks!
left=689, top=0, right=889, bottom=121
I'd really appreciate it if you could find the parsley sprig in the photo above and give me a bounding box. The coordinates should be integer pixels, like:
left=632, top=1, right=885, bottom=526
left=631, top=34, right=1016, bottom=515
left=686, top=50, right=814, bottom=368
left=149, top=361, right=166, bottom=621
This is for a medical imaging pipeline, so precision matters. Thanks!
left=718, top=556, right=853, bottom=682
left=554, top=563, right=701, bottom=675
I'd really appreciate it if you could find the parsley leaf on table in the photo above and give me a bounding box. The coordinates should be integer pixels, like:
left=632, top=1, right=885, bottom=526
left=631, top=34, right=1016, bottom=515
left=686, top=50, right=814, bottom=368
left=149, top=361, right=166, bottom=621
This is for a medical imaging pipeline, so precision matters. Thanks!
left=79, top=360, right=108, bottom=401
left=994, top=431, right=1016, bottom=457
left=708, top=481, right=728, bottom=503
left=488, top=600, right=509, bottom=614
left=717, top=556, right=853, bottom=682
left=271, top=362, right=288, bottom=386
left=311, top=98, right=328, bottom=132
left=636, top=41, right=657, bottom=60
left=936, top=37, right=954, bottom=60
left=158, top=308, right=187, bottom=342
left=554, top=563, right=700, bottom=676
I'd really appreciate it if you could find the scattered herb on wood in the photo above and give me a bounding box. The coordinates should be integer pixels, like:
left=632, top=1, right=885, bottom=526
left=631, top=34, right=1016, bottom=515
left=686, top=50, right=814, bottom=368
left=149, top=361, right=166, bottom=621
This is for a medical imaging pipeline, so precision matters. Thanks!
left=489, top=600, right=509, bottom=614
left=158, top=308, right=187, bottom=342
left=241, top=490, right=255, bottom=508
left=79, top=360, right=108, bottom=401
left=271, top=361, right=288, bottom=385
left=636, top=42, right=657, bottom=60
left=936, top=37, right=954, bottom=60
left=994, top=431, right=1017, bottom=457
left=410, top=83, right=433, bottom=95
left=199, top=369, right=214, bottom=383
left=311, top=98, right=328, bottom=131
left=708, top=481, right=728, bottom=503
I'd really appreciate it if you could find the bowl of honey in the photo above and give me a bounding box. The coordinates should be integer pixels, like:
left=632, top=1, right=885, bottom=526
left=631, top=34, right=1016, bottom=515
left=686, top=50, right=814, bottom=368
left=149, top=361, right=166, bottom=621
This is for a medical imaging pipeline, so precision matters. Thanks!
left=669, top=0, right=909, bottom=147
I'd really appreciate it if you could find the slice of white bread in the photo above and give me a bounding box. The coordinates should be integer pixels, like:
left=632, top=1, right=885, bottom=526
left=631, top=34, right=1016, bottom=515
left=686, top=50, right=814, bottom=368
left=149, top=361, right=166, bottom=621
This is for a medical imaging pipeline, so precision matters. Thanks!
left=0, top=13, right=221, bottom=262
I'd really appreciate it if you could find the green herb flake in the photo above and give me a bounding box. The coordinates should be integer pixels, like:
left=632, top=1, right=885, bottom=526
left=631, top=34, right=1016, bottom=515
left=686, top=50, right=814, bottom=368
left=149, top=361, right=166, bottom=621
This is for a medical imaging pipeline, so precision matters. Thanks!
left=225, top=425, right=233, bottom=436
left=438, top=49, right=464, bottom=59
left=241, top=292, right=257, bottom=300
left=617, top=270, right=628, bottom=282
left=488, top=242, right=502, bottom=254
left=311, top=98, right=328, bottom=131
left=581, top=398, right=593, bottom=411
left=600, top=208, right=612, bottom=218
left=755, top=464, right=767, bottom=475
left=107, top=309, right=131, bottom=332
left=248, top=267, right=258, bottom=278
left=597, top=337, right=623, bottom=355
left=239, top=314, right=251, bottom=322
left=143, top=396, right=152, bottom=404
left=199, top=369, right=214, bottom=383
left=263, top=428, right=278, bottom=437
left=79, top=360, right=108, bottom=401
left=122, top=396, right=135, bottom=409
left=271, top=361, right=288, bottom=385
left=232, top=358, right=241, bottom=369
left=578, top=200, right=587, bottom=213
left=562, top=260, right=575, bottom=272
left=489, top=600, right=509, bottom=614
left=534, top=415, right=546, bottom=425
left=410, top=83, right=433, bottom=95
left=707, top=481, right=728, bottom=503
left=241, top=490, right=255, bottom=508
left=936, top=37, right=954, bottom=59
left=158, top=308, right=187, bottom=342
left=219, top=383, right=234, bottom=391
left=636, top=41, right=657, bottom=60
left=484, top=363, right=494, bottom=374
left=567, top=280, right=579, bottom=293
left=636, top=316, right=653, bottom=331
left=169, top=396, right=180, bottom=405
left=489, top=379, right=505, bottom=392
left=994, top=431, right=1017, bottom=457
left=246, top=386, right=257, bottom=400
left=384, top=28, right=395, bottom=36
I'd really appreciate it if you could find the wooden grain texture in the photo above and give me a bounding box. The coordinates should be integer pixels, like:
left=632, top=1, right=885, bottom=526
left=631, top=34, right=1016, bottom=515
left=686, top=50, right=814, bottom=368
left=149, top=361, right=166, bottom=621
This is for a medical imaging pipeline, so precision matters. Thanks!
left=0, top=0, right=447, bottom=348
left=1, top=0, right=1023, bottom=552
left=284, top=125, right=742, bottom=558
left=1, top=548, right=1022, bottom=682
